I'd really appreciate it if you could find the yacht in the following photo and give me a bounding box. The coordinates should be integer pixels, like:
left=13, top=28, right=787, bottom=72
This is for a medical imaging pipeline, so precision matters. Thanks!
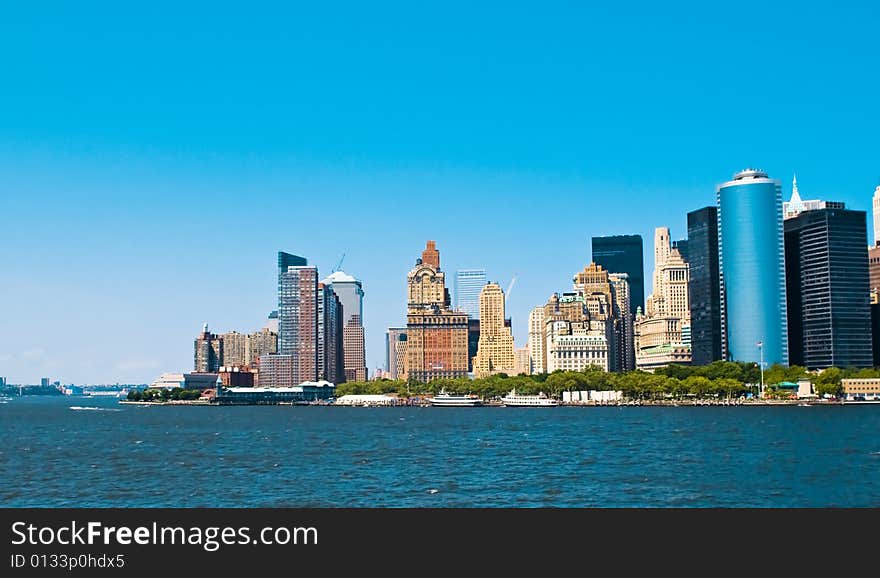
left=501, top=389, right=558, bottom=407
left=429, top=390, right=483, bottom=407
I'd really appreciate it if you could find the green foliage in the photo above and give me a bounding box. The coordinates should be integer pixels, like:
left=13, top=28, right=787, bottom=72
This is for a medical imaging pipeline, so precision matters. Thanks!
left=127, top=387, right=204, bottom=402
left=330, top=362, right=878, bottom=401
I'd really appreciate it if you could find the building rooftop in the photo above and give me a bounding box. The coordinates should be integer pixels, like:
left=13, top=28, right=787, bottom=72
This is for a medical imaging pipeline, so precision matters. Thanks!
left=323, top=270, right=357, bottom=284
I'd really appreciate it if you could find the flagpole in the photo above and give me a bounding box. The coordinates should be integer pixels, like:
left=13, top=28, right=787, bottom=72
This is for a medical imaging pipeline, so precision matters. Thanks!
left=758, top=341, right=764, bottom=398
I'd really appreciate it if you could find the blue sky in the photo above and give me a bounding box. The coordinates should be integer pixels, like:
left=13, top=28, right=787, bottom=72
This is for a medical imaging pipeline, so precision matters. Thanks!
left=1, top=1, right=878, bottom=384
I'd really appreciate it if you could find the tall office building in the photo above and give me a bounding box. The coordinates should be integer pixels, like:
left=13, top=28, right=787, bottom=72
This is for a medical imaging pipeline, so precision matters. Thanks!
left=572, top=263, right=623, bottom=371
left=473, top=283, right=516, bottom=378
left=278, top=263, right=319, bottom=384
left=592, top=235, right=645, bottom=316
left=635, top=228, right=691, bottom=371
left=608, top=272, right=635, bottom=371
left=514, top=347, right=531, bottom=376
left=527, top=306, right=546, bottom=374
left=872, top=185, right=880, bottom=245
left=653, top=227, right=671, bottom=279
left=405, top=241, right=469, bottom=382
left=542, top=292, right=610, bottom=373
left=869, top=246, right=880, bottom=297
left=385, top=327, right=407, bottom=379
left=454, top=269, right=487, bottom=318
left=687, top=206, right=722, bottom=365
left=784, top=206, right=872, bottom=369
left=783, top=175, right=845, bottom=220
left=717, top=169, right=788, bottom=366
left=194, top=323, right=223, bottom=372
left=323, top=271, right=367, bottom=383
left=317, top=283, right=344, bottom=384
left=344, top=315, right=367, bottom=381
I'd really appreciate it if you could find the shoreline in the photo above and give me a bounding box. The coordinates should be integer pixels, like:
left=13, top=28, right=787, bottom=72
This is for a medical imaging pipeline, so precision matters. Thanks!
left=108, top=398, right=874, bottom=408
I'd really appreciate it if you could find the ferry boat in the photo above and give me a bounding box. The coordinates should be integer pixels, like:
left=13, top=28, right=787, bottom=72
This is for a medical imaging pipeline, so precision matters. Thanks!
left=429, top=390, right=483, bottom=407
left=501, top=389, right=558, bottom=407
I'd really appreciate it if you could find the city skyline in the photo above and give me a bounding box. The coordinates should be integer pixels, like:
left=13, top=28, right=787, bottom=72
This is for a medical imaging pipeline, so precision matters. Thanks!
left=3, top=2, right=880, bottom=383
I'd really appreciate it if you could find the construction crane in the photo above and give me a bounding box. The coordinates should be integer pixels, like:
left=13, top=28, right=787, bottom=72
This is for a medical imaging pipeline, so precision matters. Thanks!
left=505, top=274, right=518, bottom=302
left=331, top=253, right=346, bottom=273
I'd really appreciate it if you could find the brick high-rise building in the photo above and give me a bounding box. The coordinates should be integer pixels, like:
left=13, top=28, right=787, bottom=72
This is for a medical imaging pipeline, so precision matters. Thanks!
left=279, top=262, right=318, bottom=384
left=404, top=241, right=469, bottom=382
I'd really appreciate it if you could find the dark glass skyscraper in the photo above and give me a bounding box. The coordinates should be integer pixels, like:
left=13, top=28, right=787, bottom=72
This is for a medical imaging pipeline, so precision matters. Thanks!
left=591, top=235, right=644, bottom=317
left=687, top=207, right=722, bottom=365
left=784, top=207, right=872, bottom=369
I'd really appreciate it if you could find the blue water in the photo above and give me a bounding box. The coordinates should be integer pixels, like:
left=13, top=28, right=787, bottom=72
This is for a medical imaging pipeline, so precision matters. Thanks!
left=2, top=396, right=879, bottom=507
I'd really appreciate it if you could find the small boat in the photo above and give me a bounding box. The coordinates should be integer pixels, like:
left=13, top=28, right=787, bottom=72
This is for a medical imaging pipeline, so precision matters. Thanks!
left=500, top=389, right=558, bottom=407
left=429, top=389, right=483, bottom=407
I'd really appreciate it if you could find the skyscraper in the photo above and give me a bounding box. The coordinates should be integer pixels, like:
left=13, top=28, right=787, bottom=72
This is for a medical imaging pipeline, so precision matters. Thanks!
left=608, top=272, right=634, bottom=371
left=687, top=206, right=722, bottom=365
left=317, top=283, right=344, bottom=384
left=784, top=206, right=872, bottom=369
left=783, top=175, right=843, bottom=220
left=717, top=169, right=788, bottom=366
left=194, top=323, right=223, bottom=372
left=454, top=269, right=487, bottom=318
left=473, top=283, right=516, bottom=378
left=872, top=185, right=880, bottom=245
left=405, top=241, right=469, bottom=382
left=591, top=235, right=644, bottom=316
left=527, top=306, right=546, bottom=374
left=323, top=271, right=367, bottom=383
left=343, top=315, right=367, bottom=381
left=385, top=327, right=407, bottom=379
left=634, top=228, right=691, bottom=371
left=278, top=263, right=318, bottom=384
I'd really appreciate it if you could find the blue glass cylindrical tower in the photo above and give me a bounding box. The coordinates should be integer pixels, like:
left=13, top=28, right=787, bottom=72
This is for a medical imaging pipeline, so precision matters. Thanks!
left=717, top=169, right=788, bottom=366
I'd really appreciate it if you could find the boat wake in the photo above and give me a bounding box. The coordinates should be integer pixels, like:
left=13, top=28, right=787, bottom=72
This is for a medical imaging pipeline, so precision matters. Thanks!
left=69, top=406, right=121, bottom=412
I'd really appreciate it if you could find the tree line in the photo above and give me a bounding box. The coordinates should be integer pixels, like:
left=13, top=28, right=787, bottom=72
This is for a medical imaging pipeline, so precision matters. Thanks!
left=335, top=361, right=880, bottom=400
left=126, top=388, right=202, bottom=402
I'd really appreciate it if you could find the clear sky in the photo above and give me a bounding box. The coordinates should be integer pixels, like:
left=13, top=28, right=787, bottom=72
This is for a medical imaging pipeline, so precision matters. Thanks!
left=2, top=1, right=878, bottom=384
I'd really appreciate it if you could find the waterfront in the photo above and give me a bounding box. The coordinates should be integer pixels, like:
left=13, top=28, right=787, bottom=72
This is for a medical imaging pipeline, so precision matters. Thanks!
left=2, top=396, right=879, bottom=507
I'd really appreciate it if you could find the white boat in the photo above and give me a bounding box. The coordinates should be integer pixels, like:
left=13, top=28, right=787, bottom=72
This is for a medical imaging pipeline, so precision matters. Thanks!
left=501, top=389, right=558, bottom=407
left=429, top=390, right=483, bottom=407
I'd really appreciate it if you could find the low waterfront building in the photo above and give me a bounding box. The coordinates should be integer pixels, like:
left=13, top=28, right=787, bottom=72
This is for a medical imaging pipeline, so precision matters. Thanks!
left=218, top=366, right=255, bottom=387
left=150, top=373, right=186, bottom=389
left=215, top=381, right=335, bottom=405
left=183, top=373, right=220, bottom=390
left=562, top=390, right=624, bottom=404
left=841, top=378, right=880, bottom=400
